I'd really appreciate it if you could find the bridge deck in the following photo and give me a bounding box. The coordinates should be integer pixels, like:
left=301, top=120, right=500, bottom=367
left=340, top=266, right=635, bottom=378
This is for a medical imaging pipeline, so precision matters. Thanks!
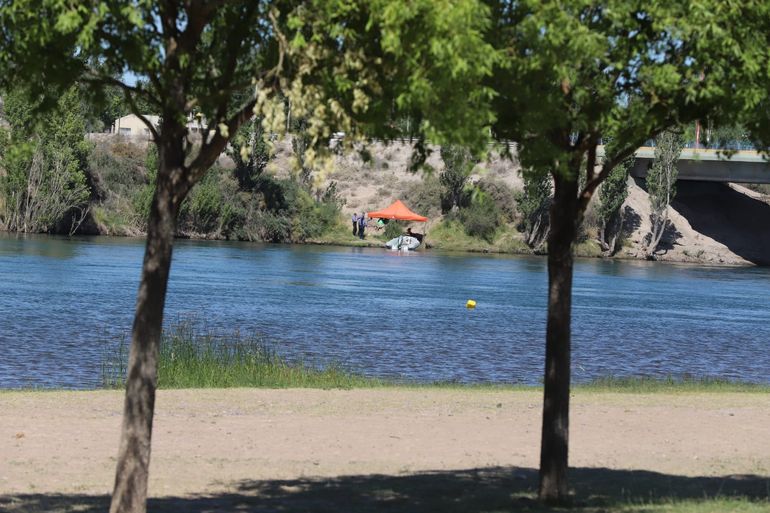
left=599, top=146, right=770, bottom=184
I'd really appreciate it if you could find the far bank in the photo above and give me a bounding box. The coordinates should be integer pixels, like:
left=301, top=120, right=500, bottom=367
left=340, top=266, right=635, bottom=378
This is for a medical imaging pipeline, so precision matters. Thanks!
left=4, top=137, right=770, bottom=267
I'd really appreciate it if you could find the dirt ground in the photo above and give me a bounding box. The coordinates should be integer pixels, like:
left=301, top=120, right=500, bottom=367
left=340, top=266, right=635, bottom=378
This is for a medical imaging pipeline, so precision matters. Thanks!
left=1, top=388, right=768, bottom=504
left=298, top=137, right=770, bottom=266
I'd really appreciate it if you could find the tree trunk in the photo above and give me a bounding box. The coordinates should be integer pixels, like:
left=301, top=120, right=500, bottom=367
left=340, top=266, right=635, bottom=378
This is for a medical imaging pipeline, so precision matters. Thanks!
left=645, top=208, right=668, bottom=259
left=599, top=209, right=624, bottom=256
left=538, top=171, right=579, bottom=504
left=110, top=141, right=185, bottom=513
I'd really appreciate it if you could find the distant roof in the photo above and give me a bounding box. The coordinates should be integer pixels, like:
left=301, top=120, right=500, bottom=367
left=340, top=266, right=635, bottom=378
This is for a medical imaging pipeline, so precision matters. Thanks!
left=368, top=200, right=428, bottom=222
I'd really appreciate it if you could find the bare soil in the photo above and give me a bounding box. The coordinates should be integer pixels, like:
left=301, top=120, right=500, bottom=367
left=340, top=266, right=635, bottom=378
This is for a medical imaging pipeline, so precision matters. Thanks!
left=1, top=388, right=768, bottom=503
left=283, top=138, right=770, bottom=266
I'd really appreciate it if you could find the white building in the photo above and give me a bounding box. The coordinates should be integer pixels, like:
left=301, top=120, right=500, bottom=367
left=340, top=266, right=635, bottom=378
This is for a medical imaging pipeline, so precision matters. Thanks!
left=111, top=114, right=159, bottom=137
left=111, top=113, right=207, bottom=137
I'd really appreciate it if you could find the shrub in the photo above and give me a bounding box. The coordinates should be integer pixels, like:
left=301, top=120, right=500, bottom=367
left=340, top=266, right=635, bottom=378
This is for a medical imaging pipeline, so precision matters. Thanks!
left=403, top=175, right=442, bottom=218
left=460, top=196, right=500, bottom=242
left=383, top=219, right=404, bottom=239
left=87, top=143, right=145, bottom=201
left=440, top=144, right=476, bottom=212
left=187, top=173, right=223, bottom=232
left=515, top=171, right=552, bottom=250
left=476, top=177, right=516, bottom=222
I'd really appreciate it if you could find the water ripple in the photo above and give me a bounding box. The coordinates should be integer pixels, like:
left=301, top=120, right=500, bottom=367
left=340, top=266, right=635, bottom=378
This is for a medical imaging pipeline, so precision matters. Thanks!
left=2, top=233, right=770, bottom=388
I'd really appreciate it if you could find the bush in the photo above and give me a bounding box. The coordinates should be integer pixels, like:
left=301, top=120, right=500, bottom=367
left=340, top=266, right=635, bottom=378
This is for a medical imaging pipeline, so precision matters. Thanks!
left=250, top=209, right=292, bottom=242
left=403, top=175, right=442, bottom=218
left=460, top=197, right=500, bottom=242
left=87, top=143, right=145, bottom=201
left=187, top=173, right=223, bottom=232
left=383, top=220, right=404, bottom=239
left=246, top=175, right=342, bottom=242
left=476, top=177, right=516, bottom=222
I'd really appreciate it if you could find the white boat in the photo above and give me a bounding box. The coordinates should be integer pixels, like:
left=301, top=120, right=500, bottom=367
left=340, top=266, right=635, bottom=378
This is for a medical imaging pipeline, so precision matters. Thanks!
left=385, top=235, right=421, bottom=251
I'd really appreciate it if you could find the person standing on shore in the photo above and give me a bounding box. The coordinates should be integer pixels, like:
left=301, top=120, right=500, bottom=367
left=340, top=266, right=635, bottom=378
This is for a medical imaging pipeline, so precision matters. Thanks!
left=352, top=212, right=358, bottom=237
left=358, top=213, right=367, bottom=239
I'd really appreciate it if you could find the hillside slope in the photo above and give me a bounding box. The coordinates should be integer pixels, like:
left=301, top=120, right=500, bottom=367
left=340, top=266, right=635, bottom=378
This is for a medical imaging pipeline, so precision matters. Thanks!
left=308, top=139, right=770, bottom=266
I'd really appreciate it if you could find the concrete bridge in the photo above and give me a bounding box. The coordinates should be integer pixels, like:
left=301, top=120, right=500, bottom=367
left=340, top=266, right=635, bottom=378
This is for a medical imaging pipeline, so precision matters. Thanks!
left=620, top=146, right=770, bottom=184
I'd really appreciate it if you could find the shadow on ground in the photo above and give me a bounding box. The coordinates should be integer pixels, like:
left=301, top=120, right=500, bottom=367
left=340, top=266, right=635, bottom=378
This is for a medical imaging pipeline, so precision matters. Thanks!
left=2, top=467, right=768, bottom=513
left=672, top=181, right=770, bottom=265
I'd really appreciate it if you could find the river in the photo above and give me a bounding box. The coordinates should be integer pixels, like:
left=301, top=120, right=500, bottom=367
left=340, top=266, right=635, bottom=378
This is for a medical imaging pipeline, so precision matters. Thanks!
left=1, top=233, right=769, bottom=389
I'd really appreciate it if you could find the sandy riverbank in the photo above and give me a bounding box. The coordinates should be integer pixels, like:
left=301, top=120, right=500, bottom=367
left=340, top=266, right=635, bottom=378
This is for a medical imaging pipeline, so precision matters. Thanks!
left=1, top=388, right=769, bottom=511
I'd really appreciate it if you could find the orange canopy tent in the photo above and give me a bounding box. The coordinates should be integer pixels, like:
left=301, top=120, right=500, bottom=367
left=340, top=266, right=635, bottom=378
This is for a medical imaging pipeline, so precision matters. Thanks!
left=367, top=200, right=428, bottom=222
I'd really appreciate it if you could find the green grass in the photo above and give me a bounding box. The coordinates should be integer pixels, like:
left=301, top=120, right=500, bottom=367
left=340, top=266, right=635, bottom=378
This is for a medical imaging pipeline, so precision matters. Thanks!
left=427, top=218, right=497, bottom=252
left=427, top=219, right=538, bottom=255
left=102, top=321, right=384, bottom=389
left=101, top=326, right=770, bottom=393
left=574, top=237, right=603, bottom=257
left=99, top=319, right=769, bottom=393
left=577, top=375, right=770, bottom=393
left=306, top=218, right=387, bottom=247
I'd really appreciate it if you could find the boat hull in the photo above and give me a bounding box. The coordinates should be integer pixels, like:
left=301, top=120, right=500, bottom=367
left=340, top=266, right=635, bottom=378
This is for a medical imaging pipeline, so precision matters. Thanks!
left=385, top=235, right=421, bottom=251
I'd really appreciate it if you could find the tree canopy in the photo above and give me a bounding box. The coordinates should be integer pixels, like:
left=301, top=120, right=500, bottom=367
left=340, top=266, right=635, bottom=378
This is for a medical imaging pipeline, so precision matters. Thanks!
left=485, top=0, right=770, bottom=501
left=0, top=2, right=497, bottom=513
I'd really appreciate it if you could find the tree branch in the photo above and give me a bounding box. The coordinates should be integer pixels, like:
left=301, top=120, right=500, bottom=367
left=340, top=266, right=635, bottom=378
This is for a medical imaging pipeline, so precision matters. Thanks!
left=188, top=97, right=258, bottom=183
left=82, top=74, right=161, bottom=141
left=179, top=1, right=221, bottom=53
left=578, top=142, right=636, bottom=212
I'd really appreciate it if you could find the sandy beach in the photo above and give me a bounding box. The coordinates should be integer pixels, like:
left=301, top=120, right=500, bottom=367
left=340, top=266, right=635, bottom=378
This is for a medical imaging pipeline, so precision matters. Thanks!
left=1, top=388, right=769, bottom=511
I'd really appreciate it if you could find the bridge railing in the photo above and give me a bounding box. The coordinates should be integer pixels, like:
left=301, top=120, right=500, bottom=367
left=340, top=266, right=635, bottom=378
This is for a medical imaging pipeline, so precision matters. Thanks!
left=641, top=139, right=757, bottom=151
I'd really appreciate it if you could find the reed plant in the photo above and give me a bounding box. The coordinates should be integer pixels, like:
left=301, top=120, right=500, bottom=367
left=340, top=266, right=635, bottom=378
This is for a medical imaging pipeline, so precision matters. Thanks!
left=102, top=321, right=381, bottom=389
left=102, top=329, right=769, bottom=392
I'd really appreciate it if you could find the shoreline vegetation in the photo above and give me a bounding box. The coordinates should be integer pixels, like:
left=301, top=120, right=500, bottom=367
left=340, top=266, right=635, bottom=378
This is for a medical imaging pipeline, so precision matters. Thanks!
left=90, top=322, right=770, bottom=393
left=3, top=133, right=768, bottom=268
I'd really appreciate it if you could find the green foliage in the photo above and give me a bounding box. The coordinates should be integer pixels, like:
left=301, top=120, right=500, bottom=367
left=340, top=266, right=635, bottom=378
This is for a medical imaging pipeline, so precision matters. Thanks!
left=88, top=142, right=145, bottom=198
left=460, top=195, right=500, bottom=242
left=581, top=375, right=770, bottom=394
left=596, top=156, right=632, bottom=254
left=704, top=123, right=753, bottom=150
left=186, top=171, right=227, bottom=233
left=382, top=220, right=404, bottom=239
left=227, top=119, right=271, bottom=191
left=476, top=177, right=516, bottom=222
left=645, top=128, right=684, bottom=256
left=490, top=1, right=765, bottom=178
left=647, top=129, right=684, bottom=216
left=514, top=171, right=552, bottom=249
left=403, top=175, right=442, bottom=218
left=83, top=141, right=341, bottom=240
left=0, top=86, right=91, bottom=233
left=285, top=0, right=496, bottom=149
left=597, top=159, right=632, bottom=226
left=132, top=145, right=158, bottom=228
left=102, top=321, right=381, bottom=389
left=290, top=117, right=314, bottom=187
left=439, top=145, right=476, bottom=211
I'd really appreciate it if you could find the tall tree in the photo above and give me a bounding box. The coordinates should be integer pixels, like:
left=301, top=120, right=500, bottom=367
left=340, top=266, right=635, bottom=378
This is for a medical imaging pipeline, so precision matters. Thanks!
left=486, top=0, right=767, bottom=502
left=597, top=156, right=633, bottom=256
left=645, top=129, right=683, bottom=258
left=227, top=118, right=271, bottom=191
left=0, top=1, right=495, bottom=512
left=439, top=144, right=476, bottom=212
left=0, top=85, right=91, bottom=233
left=516, top=170, right=552, bottom=251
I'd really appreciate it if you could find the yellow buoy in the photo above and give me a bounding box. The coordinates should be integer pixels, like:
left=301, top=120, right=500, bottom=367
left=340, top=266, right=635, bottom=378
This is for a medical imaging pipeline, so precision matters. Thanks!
left=466, top=299, right=476, bottom=309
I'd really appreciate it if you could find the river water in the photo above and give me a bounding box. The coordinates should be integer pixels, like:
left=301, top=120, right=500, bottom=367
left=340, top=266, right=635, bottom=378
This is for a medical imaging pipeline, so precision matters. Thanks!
left=1, top=233, right=769, bottom=389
